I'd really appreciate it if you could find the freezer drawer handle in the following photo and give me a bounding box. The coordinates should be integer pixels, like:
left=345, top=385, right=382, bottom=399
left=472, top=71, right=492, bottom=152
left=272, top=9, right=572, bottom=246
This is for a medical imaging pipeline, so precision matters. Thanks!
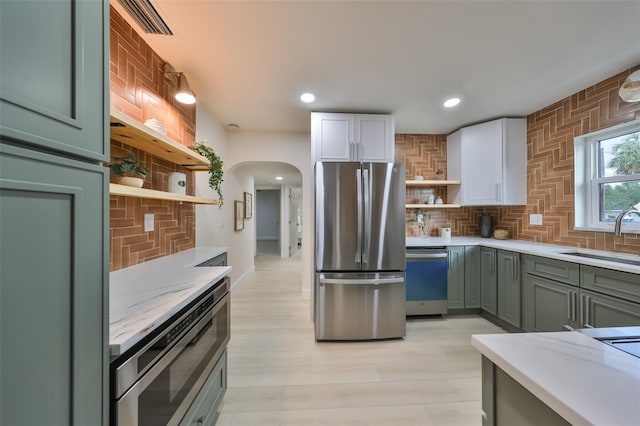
left=319, top=277, right=405, bottom=285
left=406, top=253, right=448, bottom=260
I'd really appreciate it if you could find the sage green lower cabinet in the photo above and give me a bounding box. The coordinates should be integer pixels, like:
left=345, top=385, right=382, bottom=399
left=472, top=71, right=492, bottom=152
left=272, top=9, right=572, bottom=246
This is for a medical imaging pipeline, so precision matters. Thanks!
left=464, top=246, right=481, bottom=308
left=0, top=143, right=107, bottom=426
left=522, top=275, right=577, bottom=332
left=480, top=247, right=498, bottom=315
left=581, top=289, right=640, bottom=328
left=481, top=356, right=570, bottom=426
left=496, top=250, right=521, bottom=328
left=180, top=350, right=228, bottom=426
left=447, top=246, right=466, bottom=309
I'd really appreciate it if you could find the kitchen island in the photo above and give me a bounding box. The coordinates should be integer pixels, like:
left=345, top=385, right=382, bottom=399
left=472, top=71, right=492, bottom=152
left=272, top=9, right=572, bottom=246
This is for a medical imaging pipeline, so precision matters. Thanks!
left=472, top=329, right=640, bottom=425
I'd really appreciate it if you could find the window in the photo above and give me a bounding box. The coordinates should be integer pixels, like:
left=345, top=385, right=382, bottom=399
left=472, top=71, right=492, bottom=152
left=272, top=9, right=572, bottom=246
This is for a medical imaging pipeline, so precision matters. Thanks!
left=574, top=119, right=640, bottom=233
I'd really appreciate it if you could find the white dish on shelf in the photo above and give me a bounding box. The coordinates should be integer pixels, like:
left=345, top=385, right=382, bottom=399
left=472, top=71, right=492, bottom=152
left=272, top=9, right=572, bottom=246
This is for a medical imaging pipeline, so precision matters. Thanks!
left=144, top=118, right=166, bottom=135
left=414, top=175, right=424, bottom=180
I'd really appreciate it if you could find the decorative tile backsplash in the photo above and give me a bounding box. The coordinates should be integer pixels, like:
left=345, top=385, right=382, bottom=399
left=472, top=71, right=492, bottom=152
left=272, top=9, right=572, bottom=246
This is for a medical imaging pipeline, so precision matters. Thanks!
left=401, top=66, right=640, bottom=254
left=109, top=7, right=197, bottom=271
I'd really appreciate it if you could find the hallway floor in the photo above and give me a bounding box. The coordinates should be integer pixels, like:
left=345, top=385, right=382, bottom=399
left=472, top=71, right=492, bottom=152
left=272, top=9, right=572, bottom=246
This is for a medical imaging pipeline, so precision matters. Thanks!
left=217, top=254, right=505, bottom=426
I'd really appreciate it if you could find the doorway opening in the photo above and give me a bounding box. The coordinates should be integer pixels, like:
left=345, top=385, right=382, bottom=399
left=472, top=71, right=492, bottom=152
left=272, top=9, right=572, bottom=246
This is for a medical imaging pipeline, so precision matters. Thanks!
left=256, top=189, right=280, bottom=256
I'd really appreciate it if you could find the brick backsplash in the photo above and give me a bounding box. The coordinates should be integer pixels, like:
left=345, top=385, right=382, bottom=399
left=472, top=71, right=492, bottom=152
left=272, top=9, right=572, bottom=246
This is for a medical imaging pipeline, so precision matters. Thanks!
left=400, top=66, right=640, bottom=255
left=109, top=7, right=197, bottom=271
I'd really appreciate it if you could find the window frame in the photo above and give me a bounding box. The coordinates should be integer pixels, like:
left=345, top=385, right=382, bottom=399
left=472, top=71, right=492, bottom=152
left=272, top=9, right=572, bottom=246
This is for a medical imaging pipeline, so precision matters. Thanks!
left=574, top=119, right=640, bottom=234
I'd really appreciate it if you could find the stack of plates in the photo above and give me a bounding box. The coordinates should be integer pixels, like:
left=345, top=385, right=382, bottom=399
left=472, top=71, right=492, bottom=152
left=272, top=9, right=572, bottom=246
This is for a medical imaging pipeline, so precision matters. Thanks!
left=144, top=118, right=166, bottom=135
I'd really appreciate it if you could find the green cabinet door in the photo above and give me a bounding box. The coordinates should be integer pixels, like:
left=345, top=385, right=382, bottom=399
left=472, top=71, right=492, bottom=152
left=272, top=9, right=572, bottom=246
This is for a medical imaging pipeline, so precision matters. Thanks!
left=522, top=275, right=577, bottom=332
left=581, top=289, right=640, bottom=328
left=0, top=144, right=107, bottom=426
left=447, top=246, right=465, bottom=309
left=464, top=246, right=481, bottom=308
left=0, top=0, right=108, bottom=161
left=480, top=247, right=497, bottom=315
left=497, top=250, right=521, bottom=328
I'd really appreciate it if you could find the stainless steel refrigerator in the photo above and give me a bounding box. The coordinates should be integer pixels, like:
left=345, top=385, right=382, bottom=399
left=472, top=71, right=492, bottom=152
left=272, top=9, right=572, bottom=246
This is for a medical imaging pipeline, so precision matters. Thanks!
left=315, top=162, right=406, bottom=340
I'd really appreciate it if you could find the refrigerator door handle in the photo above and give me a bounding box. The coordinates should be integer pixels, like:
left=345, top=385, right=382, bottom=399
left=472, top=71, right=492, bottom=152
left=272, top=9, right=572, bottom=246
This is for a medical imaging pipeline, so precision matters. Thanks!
left=355, top=168, right=363, bottom=264
left=362, top=168, right=370, bottom=264
left=319, top=277, right=405, bottom=285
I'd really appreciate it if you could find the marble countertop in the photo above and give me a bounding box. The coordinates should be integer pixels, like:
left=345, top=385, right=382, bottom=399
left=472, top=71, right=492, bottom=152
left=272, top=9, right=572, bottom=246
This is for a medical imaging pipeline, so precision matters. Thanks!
left=471, top=330, right=640, bottom=425
left=406, top=236, right=640, bottom=274
left=109, top=247, right=230, bottom=356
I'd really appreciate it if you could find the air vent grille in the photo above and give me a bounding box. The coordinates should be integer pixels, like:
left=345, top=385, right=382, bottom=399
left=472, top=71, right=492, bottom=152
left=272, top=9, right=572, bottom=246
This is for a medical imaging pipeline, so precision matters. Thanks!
left=117, top=0, right=173, bottom=35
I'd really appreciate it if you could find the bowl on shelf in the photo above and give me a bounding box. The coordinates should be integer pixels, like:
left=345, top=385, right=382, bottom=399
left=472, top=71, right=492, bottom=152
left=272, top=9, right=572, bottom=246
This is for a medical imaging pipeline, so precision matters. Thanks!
left=414, top=175, right=424, bottom=181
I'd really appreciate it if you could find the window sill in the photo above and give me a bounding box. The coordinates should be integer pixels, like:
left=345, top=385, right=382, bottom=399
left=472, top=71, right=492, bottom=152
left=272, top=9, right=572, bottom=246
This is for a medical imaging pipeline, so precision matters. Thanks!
left=574, top=226, right=640, bottom=234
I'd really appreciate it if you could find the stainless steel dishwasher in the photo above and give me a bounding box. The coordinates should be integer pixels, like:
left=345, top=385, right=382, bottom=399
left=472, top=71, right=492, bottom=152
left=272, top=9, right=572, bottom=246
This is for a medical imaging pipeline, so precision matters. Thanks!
left=405, top=247, right=449, bottom=315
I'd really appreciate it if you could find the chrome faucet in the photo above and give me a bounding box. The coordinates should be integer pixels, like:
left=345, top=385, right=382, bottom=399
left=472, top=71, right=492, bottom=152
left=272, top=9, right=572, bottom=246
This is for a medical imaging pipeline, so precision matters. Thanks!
left=614, top=209, right=640, bottom=236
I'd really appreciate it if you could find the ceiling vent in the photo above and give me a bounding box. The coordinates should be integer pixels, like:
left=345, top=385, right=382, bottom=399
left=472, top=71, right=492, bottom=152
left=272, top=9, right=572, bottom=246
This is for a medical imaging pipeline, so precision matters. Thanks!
left=117, top=0, right=173, bottom=35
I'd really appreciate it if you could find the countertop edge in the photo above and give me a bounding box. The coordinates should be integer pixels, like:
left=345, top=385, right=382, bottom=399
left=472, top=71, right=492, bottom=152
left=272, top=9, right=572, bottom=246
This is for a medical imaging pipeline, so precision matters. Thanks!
left=471, top=335, right=588, bottom=426
left=406, top=237, right=640, bottom=274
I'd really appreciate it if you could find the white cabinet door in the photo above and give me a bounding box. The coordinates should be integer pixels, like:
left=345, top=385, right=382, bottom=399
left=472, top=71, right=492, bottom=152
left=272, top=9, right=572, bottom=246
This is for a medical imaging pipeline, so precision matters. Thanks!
left=312, top=113, right=395, bottom=163
left=461, top=120, right=503, bottom=205
left=447, top=118, right=526, bottom=206
left=312, top=113, right=353, bottom=161
left=355, top=114, right=394, bottom=162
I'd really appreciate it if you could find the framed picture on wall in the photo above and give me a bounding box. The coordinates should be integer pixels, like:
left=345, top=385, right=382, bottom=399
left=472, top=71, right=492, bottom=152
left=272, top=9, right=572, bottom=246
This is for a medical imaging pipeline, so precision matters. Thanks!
left=234, top=201, right=244, bottom=231
left=244, top=192, right=253, bottom=219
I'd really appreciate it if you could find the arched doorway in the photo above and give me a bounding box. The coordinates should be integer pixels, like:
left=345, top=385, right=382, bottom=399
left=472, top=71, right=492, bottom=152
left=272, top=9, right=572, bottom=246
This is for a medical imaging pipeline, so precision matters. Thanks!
left=233, top=161, right=302, bottom=258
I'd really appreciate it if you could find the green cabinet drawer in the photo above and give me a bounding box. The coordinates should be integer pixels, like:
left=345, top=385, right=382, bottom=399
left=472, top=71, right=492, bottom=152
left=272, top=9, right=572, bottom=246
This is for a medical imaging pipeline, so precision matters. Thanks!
left=180, top=350, right=228, bottom=426
left=524, top=255, right=579, bottom=287
left=581, top=266, right=640, bottom=304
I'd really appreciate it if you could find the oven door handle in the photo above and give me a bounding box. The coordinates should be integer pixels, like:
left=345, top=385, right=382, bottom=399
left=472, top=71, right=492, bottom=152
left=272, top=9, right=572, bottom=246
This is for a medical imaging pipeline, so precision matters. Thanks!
left=116, top=292, right=229, bottom=422
left=406, top=253, right=448, bottom=260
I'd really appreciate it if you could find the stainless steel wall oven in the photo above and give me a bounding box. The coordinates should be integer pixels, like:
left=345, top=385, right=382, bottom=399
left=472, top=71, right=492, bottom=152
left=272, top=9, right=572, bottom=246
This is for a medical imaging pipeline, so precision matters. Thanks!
left=110, top=276, right=230, bottom=425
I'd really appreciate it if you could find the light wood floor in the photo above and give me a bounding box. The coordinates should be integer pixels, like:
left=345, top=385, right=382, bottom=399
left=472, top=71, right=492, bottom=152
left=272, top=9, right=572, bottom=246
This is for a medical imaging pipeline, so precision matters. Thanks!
left=217, top=254, right=505, bottom=426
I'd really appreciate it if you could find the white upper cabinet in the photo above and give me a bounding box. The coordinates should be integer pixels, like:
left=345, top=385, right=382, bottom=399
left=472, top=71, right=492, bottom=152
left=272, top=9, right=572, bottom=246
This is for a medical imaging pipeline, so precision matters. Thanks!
left=447, top=118, right=526, bottom=206
left=312, top=113, right=394, bottom=162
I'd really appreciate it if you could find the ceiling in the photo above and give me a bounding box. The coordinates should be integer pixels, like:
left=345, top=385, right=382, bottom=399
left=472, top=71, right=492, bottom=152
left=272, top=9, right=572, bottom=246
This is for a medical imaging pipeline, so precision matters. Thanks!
left=112, top=1, right=640, bottom=135
left=235, top=162, right=302, bottom=186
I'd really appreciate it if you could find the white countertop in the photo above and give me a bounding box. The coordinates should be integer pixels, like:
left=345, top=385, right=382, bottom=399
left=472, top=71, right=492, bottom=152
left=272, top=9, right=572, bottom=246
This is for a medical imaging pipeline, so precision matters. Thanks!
left=109, top=247, right=230, bottom=356
left=472, top=331, right=640, bottom=426
left=406, top=236, right=640, bottom=274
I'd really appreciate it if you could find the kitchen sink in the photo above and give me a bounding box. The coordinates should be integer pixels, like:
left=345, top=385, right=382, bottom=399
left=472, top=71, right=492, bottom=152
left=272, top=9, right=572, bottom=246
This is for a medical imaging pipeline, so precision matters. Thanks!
left=559, top=251, right=640, bottom=266
left=597, top=337, right=640, bottom=359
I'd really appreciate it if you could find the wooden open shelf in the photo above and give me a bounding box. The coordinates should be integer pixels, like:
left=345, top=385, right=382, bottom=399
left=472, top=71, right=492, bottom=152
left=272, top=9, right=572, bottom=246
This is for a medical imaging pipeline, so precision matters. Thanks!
left=406, top=180, right=461, bottom=186
left=110, top=184, right=220, bottom=205
left=110, top=110, right=210, bottom=171
left=406, top=203, right=461, bottom=209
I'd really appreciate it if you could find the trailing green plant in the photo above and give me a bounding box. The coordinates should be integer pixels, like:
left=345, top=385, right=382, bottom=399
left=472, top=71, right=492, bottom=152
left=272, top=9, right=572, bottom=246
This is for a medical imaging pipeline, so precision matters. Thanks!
left=110, top=152, right=151, bottom=179
left=192, top=140, right=224, bottom=205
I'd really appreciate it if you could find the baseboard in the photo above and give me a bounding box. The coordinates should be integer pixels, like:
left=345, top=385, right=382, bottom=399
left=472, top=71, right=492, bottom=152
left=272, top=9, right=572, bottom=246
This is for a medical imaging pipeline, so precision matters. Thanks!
left=230, top=265, right=256, bottom=293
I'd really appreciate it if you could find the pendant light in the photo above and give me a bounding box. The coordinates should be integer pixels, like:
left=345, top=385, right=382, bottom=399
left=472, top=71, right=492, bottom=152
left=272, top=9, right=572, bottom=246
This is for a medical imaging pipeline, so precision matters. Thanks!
left=619, top=69, right=640, bottom=103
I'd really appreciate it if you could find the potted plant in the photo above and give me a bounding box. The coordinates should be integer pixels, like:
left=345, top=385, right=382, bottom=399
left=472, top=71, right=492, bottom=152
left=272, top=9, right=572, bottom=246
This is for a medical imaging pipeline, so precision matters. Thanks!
left=110, top=152, right=151, bottom=188
left=192, top=140, right=224, bottom=205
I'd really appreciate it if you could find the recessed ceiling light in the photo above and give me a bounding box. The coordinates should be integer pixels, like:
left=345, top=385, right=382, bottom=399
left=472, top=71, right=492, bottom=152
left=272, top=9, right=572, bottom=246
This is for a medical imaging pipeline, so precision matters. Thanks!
left=275, top=176, right=284, bottom=181
left=300, top=93, right=315, bottom=103
left=444, top=97, right=461, bottom=108
left=227, top=123, right=240, bottom=131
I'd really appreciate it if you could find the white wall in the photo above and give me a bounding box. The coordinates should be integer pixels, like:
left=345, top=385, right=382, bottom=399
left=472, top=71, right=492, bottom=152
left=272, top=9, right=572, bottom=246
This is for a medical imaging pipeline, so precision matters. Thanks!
left=226, top=131, right=313, bottom=298
left=195, top=105, right=256, bottom=286
left=194, top=110, right=313, bottom=296
left=256, top=189, right=280, bottom=240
